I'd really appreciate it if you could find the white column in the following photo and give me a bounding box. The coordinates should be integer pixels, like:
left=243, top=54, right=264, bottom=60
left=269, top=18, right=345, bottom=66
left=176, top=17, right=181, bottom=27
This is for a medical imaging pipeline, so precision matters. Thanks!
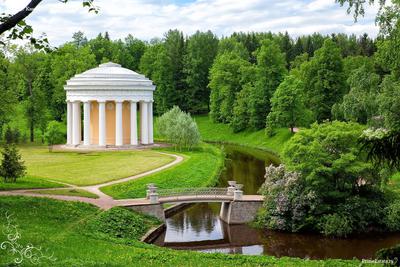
left=130, top=101, right=138, bottom=145
left=148, top=101, right=154, bottom=144
left=98, top=101, right=106, bottom=146
left=66, top=101, right=73, bottom=145
left=83, top=101, right=91, bottom=146
left=115, top=101, right=123, bottom=146
left=140, top=101, right=149, bottom=145
left=72, top=101, right=81, bottom=146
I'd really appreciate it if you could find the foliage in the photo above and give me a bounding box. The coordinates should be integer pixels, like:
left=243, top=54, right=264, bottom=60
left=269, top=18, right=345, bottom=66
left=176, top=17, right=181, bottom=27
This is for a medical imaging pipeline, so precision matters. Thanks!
left=4, top=127, right=21, bottom=144
left=257, top=121, right=395, bottom=236
left=266, top=75, right=311, bottom=135
left=384, top=199, right=400, bottom=231
left=257, top=164, right=318, bottom=232
left=249, top=39, right=287, bottom=130
left=157, top=106, right=201, bottom=150
left=0, top=144, right=26, bottom=183
left=376, top=244, right=400, bottom=266
left=379, top=75, right=400, bottom=131
left=184, top=30, right=219, bottom=113
left=85, top=207, right=160, bottom=244
left=318, top=213, right=353, bottom=237
left=209, top=50, right=254, bottom=124
left=332, top=64, right=380, bottom=124
left=44, top=120, right=66, bottom=149
left=101, top=143, right=224, bottom=199
left=301, top=39, right=346, bottom=122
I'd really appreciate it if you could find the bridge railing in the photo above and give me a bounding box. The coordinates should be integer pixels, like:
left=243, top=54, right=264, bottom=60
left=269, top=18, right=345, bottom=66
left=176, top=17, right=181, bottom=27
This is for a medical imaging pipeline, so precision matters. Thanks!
left=157, top=187, right=228, bottom=198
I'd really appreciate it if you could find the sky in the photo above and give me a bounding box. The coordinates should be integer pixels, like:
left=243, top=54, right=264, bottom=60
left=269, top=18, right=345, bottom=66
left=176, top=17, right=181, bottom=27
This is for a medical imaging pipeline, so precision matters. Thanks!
left=0, top=0, right=380, bottom=46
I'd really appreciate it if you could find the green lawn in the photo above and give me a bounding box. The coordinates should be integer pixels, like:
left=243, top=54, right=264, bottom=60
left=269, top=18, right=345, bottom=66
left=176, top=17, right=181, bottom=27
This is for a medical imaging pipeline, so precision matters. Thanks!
left=0, top=176, right=63, bottom=191
left=20, top=146, right=175, bottom=186
left=0, top=196, right=360, bottom=267
left=193, top=115, right=293, bottom=155
left=32, top=188, right=99, bottom=199
left=101, top=143, right=224, bottom=199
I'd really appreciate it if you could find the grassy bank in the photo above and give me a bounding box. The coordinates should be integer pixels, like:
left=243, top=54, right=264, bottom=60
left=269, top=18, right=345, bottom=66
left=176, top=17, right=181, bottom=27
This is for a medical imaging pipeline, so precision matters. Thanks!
left=32, top=188, right=99, bottom=199
left=101, top=143, right=224, bottom=199
left=194, top=115, right=292, bottom=154
left=18, top=146, right=174, bottom=186
left=0, top=176, right=63, bottom=191
left=0, top=196, right=359, bottom=266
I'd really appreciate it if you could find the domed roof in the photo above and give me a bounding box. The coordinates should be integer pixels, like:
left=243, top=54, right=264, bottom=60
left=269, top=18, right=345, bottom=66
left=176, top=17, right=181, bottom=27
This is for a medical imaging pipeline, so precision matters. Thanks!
left=64, top=62, right=155, bottom=91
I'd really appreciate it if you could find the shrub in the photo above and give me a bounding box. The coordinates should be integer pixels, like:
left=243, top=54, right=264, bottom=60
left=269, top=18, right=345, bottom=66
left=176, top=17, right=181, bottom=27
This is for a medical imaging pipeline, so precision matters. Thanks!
left=385, top=200, right=400, bottom=231
left=0, top=144, right=26, bottom=183
left=85, top=207, right=160, bottom=244
left=257, top=164, right=318, bottom=232
left=318, top=213, right=353, bottom=237
left=4, top=127, right=21, bottom=144
left=376, top=244, right=400, bottom=266
left=44, top=120, right=66, bottom=151
left=157, top=106, right=200, bottom=150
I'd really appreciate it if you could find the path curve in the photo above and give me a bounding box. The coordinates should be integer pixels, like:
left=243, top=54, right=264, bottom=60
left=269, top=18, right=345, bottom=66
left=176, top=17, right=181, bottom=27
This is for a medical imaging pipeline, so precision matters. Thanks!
left=0, top=152, right=184, bottom=209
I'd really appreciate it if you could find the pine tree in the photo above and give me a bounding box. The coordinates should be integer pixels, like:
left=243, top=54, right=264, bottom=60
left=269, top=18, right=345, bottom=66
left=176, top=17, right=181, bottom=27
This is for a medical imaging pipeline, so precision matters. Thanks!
left=0, top=144, right=26, bottom=183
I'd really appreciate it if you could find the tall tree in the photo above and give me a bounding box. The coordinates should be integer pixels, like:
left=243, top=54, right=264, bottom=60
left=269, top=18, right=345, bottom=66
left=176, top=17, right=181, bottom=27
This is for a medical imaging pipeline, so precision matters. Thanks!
left=164, top=30, right=186, bottom=109
left=266, top=75, right=310, bottom=134
left=301, top=39, right=346, bottom=122
left=249, top=39, right=287, bottom=130
left=184, top=30, right=219, bottom=113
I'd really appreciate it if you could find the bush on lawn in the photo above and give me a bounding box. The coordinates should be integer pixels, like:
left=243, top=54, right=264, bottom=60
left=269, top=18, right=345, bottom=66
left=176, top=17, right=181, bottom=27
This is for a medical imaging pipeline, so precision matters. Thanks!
left=0, top=144, right=26, bottom=183
left=157, top=106, right=200, bottom=150
left=44, top=120, right=66, bottom=151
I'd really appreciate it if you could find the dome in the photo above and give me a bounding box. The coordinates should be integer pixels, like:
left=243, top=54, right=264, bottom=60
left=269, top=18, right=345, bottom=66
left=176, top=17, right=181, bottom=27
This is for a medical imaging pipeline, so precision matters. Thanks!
left=64, top=62, right=155, bottom=91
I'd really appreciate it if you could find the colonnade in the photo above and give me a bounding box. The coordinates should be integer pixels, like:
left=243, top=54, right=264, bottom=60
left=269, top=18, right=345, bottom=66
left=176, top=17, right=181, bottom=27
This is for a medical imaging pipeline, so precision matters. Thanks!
left=66, top=100, right=153, bottom=146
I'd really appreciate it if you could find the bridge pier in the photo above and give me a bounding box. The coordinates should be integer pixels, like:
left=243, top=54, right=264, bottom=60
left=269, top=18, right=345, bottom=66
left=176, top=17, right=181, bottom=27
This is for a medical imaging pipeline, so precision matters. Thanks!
left=219, top=200, right=263, bottom=224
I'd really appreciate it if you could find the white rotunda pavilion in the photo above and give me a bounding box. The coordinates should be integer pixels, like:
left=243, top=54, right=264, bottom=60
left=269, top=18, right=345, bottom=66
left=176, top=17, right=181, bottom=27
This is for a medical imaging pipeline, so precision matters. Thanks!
left=64, top=62, right=155, bottom=147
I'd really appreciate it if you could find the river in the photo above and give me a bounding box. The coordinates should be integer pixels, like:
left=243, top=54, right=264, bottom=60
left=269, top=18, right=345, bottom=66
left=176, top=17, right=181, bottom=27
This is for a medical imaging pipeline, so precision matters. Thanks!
left=152, top=144, right=400, bottom=260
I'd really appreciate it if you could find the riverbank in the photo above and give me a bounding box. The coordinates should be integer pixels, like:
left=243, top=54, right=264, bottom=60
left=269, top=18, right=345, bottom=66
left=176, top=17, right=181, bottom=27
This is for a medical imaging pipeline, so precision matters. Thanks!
left=194, top=115, right=293, bottom=155
left=0, top=196, right=360, bottom=266
left=101, top=143, right=224, bottom=199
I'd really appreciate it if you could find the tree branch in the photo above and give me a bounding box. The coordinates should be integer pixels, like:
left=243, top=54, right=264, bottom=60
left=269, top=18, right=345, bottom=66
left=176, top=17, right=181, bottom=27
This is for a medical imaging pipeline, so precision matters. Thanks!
left=0, top=0, right=42, bottom=35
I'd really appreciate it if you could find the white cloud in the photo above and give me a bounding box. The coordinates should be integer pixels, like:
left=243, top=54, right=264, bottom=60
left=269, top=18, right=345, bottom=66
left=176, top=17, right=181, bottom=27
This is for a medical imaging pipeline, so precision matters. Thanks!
left=0, top=0, right=380, bottom=46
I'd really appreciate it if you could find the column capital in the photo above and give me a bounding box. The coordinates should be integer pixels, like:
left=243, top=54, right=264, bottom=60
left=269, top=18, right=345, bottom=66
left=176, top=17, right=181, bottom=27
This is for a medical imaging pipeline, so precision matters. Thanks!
left=97, top=100, right=106, bottom=103
left=82, top=100, right=91, bottom=103
left=115, top=100, right=124, bottom=103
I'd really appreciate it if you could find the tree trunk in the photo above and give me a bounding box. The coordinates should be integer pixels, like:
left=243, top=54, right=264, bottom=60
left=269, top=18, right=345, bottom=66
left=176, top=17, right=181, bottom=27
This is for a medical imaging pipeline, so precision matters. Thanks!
left=30, top=122, right=34, bottom=143
left=0, top=0, right=42, bottom=35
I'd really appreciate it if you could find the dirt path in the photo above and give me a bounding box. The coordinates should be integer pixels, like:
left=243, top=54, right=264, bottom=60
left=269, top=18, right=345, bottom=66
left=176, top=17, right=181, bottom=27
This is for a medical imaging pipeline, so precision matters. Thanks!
left=0, top=152, right=184, bottom=209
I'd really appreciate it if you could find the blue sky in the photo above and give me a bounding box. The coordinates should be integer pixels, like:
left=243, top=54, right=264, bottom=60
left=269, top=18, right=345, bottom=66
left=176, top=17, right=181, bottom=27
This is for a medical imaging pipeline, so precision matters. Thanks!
left=0, top=0, right=379, bottom=46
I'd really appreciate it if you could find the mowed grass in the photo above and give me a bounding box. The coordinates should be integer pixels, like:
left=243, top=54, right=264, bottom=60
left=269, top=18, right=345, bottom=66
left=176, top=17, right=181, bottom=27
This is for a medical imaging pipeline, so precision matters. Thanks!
left=194, top=115, right=293, bottom=155
left=101, top=143, right=224, bottom=199
left=32, top=188, right=99, bottom=199
left=20, top=146, right=175, bottom=186
left=0, top=176, right=63, bottom=191
left=0, top=196, right=359, bottom=267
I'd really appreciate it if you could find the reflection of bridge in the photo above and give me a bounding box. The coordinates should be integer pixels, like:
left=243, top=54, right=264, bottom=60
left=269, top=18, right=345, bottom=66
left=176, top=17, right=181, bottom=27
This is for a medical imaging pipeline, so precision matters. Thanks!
left=120, top=183, right=264, bottom=224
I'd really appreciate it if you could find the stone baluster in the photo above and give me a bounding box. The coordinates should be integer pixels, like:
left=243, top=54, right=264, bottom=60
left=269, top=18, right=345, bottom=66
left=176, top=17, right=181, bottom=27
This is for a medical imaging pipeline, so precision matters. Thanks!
left=227, top=181, right=236, bottom=196
left=234, top=184, right=243, bottom=201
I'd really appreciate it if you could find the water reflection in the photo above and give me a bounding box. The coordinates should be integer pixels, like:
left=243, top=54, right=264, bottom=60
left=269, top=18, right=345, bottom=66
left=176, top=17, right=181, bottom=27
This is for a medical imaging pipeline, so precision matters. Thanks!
left=152, top=144, right=400, bottom=259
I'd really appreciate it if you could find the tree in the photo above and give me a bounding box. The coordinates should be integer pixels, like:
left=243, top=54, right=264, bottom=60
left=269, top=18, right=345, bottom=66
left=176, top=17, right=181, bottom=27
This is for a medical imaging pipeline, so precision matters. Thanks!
left=140, top=43, right=174, bottom=115
left=0, top=144, right=26, bottom=183
left=301, top=39, right=346, bottom=122
left=157, top=106, right=200, bottom=150
left=0, top=0, right=98, bottom=49
left=266, top=75, right=311, bottom=135
left=184, top=31, right=219, bottom=113
left=209, top=51, right=253, bottom=123
left=49, top=43, right=96, bottom=120
left=0, top=53, right=17, bottom=137
left=378, top=75, right=400, bottom=131
left=124, top=34, right=146, bottom=71
left=72, top=31, right=88, bottom=48
left=332, top=65, right=380, bottom=124
left=44, top=120, right=66, bottom=152
left=249, top=39, right=287, bottom=130
left=164, top=30, right=186, bottom=110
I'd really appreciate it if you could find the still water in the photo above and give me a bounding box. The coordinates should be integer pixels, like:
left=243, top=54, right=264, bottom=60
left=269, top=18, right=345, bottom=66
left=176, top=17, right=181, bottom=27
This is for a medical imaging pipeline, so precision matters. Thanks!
left=153, top=144, right=400, bottom=260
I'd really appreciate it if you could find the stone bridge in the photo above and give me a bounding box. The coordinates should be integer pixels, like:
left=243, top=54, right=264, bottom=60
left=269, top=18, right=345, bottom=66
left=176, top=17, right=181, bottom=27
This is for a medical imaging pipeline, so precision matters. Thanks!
left=120, top=182, right=264, bottom=224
